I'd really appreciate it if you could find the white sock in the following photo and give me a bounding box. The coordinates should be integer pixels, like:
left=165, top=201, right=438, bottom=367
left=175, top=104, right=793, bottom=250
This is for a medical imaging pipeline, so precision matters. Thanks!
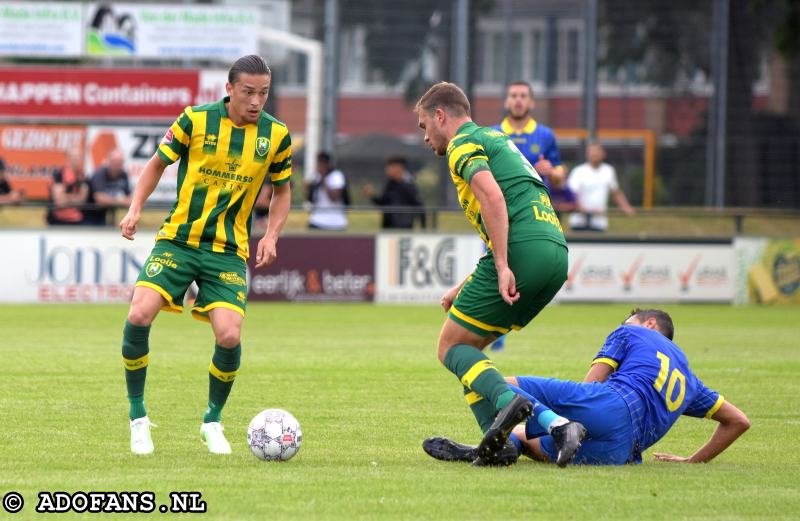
left=547, top=416, right=569, bottom=434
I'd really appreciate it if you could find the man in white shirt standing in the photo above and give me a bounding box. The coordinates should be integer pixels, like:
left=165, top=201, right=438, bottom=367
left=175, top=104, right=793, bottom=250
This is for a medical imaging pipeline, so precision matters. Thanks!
left=307, top=152, right=348, bottom=231
left=567, top=142, right=635, bottom=232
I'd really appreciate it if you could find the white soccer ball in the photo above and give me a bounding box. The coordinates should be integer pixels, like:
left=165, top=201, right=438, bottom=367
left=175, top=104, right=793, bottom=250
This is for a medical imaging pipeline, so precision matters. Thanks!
left=247, top=408, right=302, bottom=461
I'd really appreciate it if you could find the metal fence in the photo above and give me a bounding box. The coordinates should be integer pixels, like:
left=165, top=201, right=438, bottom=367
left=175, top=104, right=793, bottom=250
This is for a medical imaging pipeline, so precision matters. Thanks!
left=0, top=0, right=798, bottom=210
left=279, top=0, right=800, bottom=209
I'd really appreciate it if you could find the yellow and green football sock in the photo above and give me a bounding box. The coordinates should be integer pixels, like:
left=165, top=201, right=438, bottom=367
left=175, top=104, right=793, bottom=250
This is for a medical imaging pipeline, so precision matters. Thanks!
left=464, top=387, right=496, bottom=433
left=122, top=320, right=150, bottom=420
left=203, top=343, right=241, bottom=423
left=444, top=344, right=516, bottom=412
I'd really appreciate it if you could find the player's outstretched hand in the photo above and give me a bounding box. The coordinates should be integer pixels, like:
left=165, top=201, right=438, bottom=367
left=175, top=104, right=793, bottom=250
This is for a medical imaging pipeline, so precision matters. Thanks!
left=255, top=235, right=277, bottom=268
left=497, top=266, right=520, bottom=306
left=653, top=452, right=690, bottom=463
left=119, top=210, right=140, bottom=240
left=440, top=285, right=460, bottom=312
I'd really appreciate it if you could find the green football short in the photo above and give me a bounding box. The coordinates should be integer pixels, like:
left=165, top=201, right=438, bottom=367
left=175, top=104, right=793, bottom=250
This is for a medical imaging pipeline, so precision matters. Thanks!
left=449, top=239, right=568, bottom=337
left=136, top=239, right=248, bottom=322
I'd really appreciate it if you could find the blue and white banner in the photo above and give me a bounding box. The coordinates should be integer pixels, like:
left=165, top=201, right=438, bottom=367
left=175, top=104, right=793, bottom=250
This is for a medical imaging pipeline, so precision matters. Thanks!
left=0, top=230, right=154, bottom=303
left=0, top=2, right=83, bottom=57
left=85, top=3, right=259, bottom=60
left=559, top=242, right=735, bottom=303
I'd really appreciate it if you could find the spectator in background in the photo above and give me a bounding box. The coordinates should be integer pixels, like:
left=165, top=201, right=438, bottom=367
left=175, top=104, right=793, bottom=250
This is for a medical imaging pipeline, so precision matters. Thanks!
left=549, top=175, right=577, bottom=219
left=568, top=142, right=635, bottom=232
left=495, top=81, right=565, bottom=191
left=86, top=149, right=132, bottom=225
left=306, top=151, right=348, bottom=231
left=47, top=148, right=90, bottom=225
left=491, top=81, right=566, bottom=355
left=363, top=156, right=425, bottom=229
left=0, top=157, right=24, bottom=206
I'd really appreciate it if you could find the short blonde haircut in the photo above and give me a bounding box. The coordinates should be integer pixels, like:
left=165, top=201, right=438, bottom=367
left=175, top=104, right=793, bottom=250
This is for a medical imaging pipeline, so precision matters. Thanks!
left=415, top=81, right=471, bottom=117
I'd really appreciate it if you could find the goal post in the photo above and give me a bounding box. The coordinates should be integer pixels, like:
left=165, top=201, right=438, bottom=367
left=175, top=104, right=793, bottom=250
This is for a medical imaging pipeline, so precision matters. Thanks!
left=258, top=28, right=323, bottom=182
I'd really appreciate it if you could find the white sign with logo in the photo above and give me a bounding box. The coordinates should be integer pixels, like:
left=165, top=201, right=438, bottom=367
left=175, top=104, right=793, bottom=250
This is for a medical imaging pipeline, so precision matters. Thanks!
left=375, top=234, right=485, bottom=303
left=0, top=2, right=83, bottom=57
left=197, top=70, right=229, bottom=106
left=559, top=243, right=735, bottom=302
left=85, top=3, right=259, bottom=60
left=0, top=230, right=155, bottom=303
left=86, top=126, right=180, bottom=203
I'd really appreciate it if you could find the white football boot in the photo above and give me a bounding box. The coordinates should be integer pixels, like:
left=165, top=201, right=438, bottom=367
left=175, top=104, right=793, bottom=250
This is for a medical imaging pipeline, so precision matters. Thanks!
left=200, top=422, right=232, bottom=454
left=130, top=416, right=156, bottom=455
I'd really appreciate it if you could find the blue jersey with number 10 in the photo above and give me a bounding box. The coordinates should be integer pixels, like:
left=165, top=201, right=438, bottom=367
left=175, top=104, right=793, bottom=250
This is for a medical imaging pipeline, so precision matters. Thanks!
left=593, top=325, right=725, bottom=454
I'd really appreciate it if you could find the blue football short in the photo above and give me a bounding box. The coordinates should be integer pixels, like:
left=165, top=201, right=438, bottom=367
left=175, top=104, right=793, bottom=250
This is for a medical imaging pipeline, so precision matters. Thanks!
left=513, top=376, right=638, bottom=465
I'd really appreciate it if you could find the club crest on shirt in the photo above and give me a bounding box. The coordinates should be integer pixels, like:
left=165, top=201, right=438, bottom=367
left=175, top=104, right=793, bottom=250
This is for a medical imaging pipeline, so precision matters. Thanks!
left=529, top=143, right=541, bottom=155
left=145, top=262, right=163, bottom=277
left=256, top=137, right=270, bottom=157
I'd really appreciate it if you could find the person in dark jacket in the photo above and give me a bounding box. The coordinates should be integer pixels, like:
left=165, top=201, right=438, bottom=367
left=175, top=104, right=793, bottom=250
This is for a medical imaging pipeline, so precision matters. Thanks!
left=363, top=156, right=425, bottom=229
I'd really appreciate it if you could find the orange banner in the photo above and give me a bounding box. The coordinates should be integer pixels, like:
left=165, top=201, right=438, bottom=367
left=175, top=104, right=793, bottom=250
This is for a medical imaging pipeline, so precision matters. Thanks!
left=0, top=125, right=86, bottom=200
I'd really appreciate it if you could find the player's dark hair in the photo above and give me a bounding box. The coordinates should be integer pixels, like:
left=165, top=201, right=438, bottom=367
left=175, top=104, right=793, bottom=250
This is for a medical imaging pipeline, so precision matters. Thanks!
left=415, top=82, right=471, bottom=117
left=507, top=80, right=534, bottom=98
left=229, top=55, right=271, bottom=84
left=385, top=155, right=408, bottom=168
left=317, top=151, right=332, bottom=164
left=628, top=308, right=675, bottom=340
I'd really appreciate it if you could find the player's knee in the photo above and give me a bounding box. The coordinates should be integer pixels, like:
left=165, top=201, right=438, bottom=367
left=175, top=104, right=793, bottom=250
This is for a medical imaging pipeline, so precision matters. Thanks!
left=436, top=340, right=452, bottom=364
left=215, top=328, right=241, bottom=348
left=127, top=306, right=155, bottom=327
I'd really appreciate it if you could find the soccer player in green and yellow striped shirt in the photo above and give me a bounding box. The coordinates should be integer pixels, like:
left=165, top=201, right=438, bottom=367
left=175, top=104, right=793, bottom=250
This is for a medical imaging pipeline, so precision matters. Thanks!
left=118, top=55, right=292, bottom=455
left=415, top=82, right=585, bottom=466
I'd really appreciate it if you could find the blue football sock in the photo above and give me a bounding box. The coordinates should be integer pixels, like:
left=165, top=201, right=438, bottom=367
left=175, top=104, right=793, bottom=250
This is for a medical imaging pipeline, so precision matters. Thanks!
left=508, top=432, right=522, bottom=454
left=508, top=383, right=567, bottom=433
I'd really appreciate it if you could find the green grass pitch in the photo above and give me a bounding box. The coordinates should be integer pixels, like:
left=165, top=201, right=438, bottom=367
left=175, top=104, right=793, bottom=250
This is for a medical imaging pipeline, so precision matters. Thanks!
left=1, top=303, right=798, bottom=520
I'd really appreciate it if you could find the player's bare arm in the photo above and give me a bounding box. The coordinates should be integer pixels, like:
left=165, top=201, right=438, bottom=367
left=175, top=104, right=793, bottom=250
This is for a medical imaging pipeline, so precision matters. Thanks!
left=469, top=170, right=519, bottom=306
left=613, top=189, right=636, bottom=216
left=584, top=361, right=614, bottom=383
left=119, top=154, right=168, bottom=240
left=94, top=190, right=132, bottom=208
left=256, top=181, right=291, bottom=268
left=654, top=401, right=750, bottom=463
